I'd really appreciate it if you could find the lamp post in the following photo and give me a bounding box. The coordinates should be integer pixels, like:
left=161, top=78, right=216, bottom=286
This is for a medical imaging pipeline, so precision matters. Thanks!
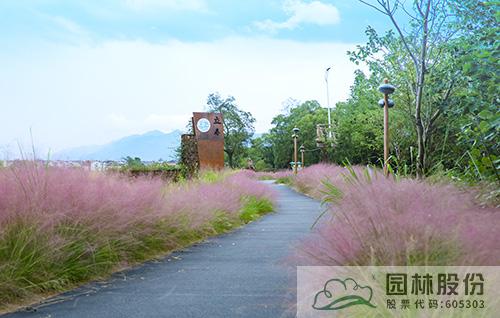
left=299, top=145, right=305, bottom=168
left=378, top=78, right=396, bottom=176
left=325, top=67, right=333, bottom=139
left=292, top=127, right=300, bottom=175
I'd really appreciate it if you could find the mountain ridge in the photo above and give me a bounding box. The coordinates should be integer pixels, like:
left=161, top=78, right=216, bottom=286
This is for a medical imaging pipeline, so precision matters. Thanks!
left=54, top=130, right=183, bottom=161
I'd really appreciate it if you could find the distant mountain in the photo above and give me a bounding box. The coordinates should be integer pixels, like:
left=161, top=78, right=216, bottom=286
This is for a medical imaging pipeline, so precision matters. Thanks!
left=54, top=130, right=182, bottom=161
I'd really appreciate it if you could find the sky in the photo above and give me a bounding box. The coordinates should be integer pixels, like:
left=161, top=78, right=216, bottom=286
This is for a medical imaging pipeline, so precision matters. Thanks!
left=0, top=0, right=397, bottom=156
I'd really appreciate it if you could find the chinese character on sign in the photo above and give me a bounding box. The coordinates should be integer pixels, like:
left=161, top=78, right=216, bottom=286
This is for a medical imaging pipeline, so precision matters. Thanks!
left=464, top=273, right=484, bottom=295
left=414, top=299, right=425, bottom=309
left=214, top=128, right=221, bottom=136
left=213, top=116, right=222, bottom=125
left=428, top=299, right=438, bottom=309
left=400, top=299, right=410, bottom=310
left=387, top=273, right=407, bottom=295
left=386, top=299, right=396, bottom=310
left=437, top=273, right=459, bottom=295
left=411, top=273, right=433, bottom=295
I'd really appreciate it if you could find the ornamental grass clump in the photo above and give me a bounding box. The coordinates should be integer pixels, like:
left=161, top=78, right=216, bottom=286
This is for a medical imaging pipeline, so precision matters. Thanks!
left=162, top=172, right=275, bottom=230
left=295, top=166, right=500, bottom=266
left=293, top=163, right=368, bottom=199
left=0, top=162, right=275, bottom=307
left=254, top=170, right=294, bottom=185
left=269, top=170, right=294, bottom=180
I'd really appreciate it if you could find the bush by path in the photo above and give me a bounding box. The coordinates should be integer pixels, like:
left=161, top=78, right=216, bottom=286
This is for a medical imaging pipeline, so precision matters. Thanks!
left=0, top=163, right=275, bottom=308
left=287, top=164, right=500, bottom=266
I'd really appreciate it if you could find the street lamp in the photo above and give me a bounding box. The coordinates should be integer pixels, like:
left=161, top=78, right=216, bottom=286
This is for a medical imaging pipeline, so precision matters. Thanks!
left=378, top=78, right=396, bottom=176
left=325, top=66, right=333, bottom=139
left=299, top=145, right=305, bottom=168
left=292, top=127, right=300, bottom=175
left=378, top=99, right=395, bottom=108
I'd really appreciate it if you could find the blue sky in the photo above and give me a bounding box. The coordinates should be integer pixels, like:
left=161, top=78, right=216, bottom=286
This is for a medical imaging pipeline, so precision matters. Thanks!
left=1, top=1, right=390, bottom=44
left=0, top=0, right=398, bottom=156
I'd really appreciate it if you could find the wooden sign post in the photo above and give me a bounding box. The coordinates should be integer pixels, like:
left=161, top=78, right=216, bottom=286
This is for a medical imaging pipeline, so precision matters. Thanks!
left=192, top=112, right=224, bottom=170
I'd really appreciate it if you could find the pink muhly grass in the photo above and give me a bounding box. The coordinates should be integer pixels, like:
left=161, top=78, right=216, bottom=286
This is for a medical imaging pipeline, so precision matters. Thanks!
left=0, top=163, right=165, bottom=231
left=294, top=163, right=367, bottom=198
left=236, top=169, right=258, bottom=179
left=163, top=182, right=242, bottom=228
left=0, top=163, right=275, bottom=232
left=294, top=165, right=500, bottom=266
left=226, top=172, right=276, bottom=201
left=0, top=162, right=276, bottom=305
left=163, top=171, right=276, bottom=229
left=254, top=170, right=294, bottom=180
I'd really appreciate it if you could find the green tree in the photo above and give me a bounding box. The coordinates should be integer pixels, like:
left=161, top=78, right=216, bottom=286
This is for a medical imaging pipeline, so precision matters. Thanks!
left=246, top=136, right=274, bottom=171
left=327, top=70, right=414, bottom=169
left=122, top=156, right=144, bottom=168
left=260, top=100, right=331, bottom=169
left=357, top=0, right=461, bottom=177
left=332, top=71, right=384, bottom=165
left=206, top=93, right=256, bottom=168
left=450, top=1, right=499, bottom=182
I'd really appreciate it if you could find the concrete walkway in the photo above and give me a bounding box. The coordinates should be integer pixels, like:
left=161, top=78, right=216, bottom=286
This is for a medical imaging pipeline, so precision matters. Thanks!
left=4, top=182, right=321, bottom=318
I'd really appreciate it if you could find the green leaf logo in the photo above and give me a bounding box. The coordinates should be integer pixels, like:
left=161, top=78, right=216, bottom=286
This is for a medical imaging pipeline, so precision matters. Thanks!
left=312, top=278, right=377, bottom=311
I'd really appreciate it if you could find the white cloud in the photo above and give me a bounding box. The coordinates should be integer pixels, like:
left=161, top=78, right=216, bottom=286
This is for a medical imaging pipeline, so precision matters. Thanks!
left=49, top=16, right=88, bottom=36
left=124, top=0, right=207, bottom=11
left=109, top=113, right=188, bottom=131
left=38, top=15, right=93, bottom=44
left=255, top=0, right=340, bottom=32
left=109, top=113, right=131, bottom=127
left=0, top=37, right=363, bottom=153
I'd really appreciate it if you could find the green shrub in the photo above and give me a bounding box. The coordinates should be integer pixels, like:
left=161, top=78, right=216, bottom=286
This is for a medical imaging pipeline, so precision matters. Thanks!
left=239, top=197, right=274, bottom=223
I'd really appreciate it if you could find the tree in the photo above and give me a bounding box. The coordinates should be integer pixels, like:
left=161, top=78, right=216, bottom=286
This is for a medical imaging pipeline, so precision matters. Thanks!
left=206, top=93, right=255, bottom=168
left=122, top=156, right=144, bottom=168
left=450, top=1, right=499, bottom=182
left=256, top=100, right=331, bottom=169
left=246, top=136, right=275, bottom=171
left=358, top=0, right=459, bottom=177
left=332, top=71, right=385, bottom=165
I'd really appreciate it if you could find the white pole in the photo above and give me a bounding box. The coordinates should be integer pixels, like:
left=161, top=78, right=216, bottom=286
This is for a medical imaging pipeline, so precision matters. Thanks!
left=325, top=67, right=332, bottom=139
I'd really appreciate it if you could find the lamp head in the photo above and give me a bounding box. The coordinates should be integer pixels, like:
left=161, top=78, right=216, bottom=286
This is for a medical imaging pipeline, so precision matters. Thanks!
left=378, top=78, right=396, bottom=95
left=378, top=98, right=395, bottom=108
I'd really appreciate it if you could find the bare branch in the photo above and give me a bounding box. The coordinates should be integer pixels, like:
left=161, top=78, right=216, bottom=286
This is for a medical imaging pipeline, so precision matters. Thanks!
left=427, top=109, right=441, bottom=131
left=387, top=10, right=419, bottom=67
left=358, top=0, right=419, bottom=66
left=428, top=75, right=457, bottom=131
left=427, top=6, right=439, bottom=32
left=390, top=0, right=399, bottom=15
left=441, top=76, right=456, bottom=104
left=401, top=2, right=419, bottom=20
left=425, top=0, right=431, bottom=18
left=416, top=0, right=423, bottom=17
left=426, top=45, right=444, bottom=71
left=358, top=0, right=388, bottom=15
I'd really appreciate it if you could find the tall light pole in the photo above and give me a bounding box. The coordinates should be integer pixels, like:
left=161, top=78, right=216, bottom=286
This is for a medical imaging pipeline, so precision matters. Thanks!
left=292, top=127, right=300, bottom=175
left=378, top=78, right=396, bottom=176
left=325, top=66, right=333, bottom=139
left=299, top=144, right=305, bottom=168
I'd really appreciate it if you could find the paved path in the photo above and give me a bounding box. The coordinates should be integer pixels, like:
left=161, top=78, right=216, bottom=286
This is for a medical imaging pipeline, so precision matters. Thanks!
left=4, top=182, right=321, bottom=318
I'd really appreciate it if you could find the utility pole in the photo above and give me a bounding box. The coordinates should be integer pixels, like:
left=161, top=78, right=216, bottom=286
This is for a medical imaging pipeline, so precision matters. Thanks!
left=325, top=67, right=333, bottom=139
